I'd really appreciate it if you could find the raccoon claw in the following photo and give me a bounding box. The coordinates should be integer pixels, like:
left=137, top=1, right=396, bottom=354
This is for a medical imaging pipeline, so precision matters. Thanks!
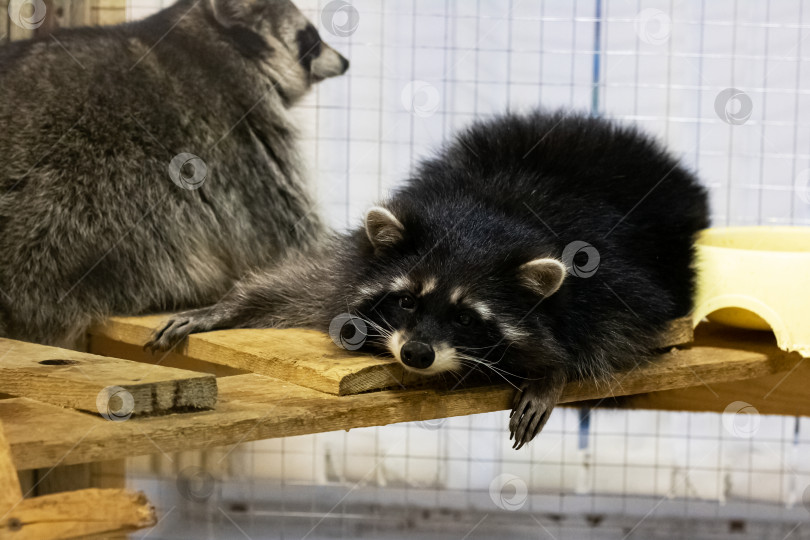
left=508, top=374, right=566, bottom=450
left=144, top=316, right=193, bottom=353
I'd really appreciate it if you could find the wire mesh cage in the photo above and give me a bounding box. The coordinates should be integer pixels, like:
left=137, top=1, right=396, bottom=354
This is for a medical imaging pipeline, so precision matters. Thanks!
left=4, top=0, right=810, bottom=538
left=127, top=1, right=809, bottom=538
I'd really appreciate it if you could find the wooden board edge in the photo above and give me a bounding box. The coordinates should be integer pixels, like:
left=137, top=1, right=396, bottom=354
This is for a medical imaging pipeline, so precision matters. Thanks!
left=90, top=320, right=346, bottom=396
left=0, top=418, right=23, bottom=512
left=657, top=316, right=694, bottom=348
left=602, top=357, right=810, bottom=417
left=0, top=488, right=156, bottom=539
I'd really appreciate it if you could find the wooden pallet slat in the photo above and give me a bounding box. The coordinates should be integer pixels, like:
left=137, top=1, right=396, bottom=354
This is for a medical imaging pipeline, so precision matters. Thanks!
left=0, top=338, right=217, bottom=417
left=89, top=315, right=695, bottom=396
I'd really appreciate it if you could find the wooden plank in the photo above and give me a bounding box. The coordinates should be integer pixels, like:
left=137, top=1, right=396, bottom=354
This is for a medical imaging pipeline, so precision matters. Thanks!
left=93, top=6, right=126, bottom=26
left=5, top=327, right=801, bottom=470
left=89, top=315, right=694, bottom=396
left=0, top=338, right=217, bottom=417
left=6, top=10, right=32, bottom=42
left=89, top=335, right=250, bottom=378
left=32, top=460, right=126, bottom=496
left=0, top=420, right=23, bottom=513
left=657, top=316, right=694, bottom=348
left=89, top=315, right=434, bottom=395
left=66, top=0, right=93, bottom=28
left=614, top=337, right=810, bottom=417
left=0, top=488, right=156, bottom=539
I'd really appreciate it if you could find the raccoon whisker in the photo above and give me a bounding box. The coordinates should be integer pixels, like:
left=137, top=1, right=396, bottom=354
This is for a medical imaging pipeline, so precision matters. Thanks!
left=348, top=309, right=393, bottom=339
left=367, top=350, right=394, bottom=361
left=440, top=371, right=460, bottom=387
left=374, top=312, right=397, bottom=334
left=350, top=308, right=394, bottom=339
left=364, top=321, right=392, bottom=339
left=454, top=360, right=493, bottom=384
left=444, top=364, right=471, bottom=385
left=458, top=343, right=525, bottom=375
left=489, top=342, right=516, bottom=367
left=456, top=343, right=501, bottom=352
left=456, top=352, right=545, bottom=382
left=454, top=354, right=522, bottom=390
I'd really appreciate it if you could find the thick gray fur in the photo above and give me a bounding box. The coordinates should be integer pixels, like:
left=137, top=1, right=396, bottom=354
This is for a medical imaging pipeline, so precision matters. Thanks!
left=0, top=0, right=348, bottom=346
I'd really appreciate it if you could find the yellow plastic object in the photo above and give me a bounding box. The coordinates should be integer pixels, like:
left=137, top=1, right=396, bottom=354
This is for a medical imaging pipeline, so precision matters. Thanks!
left=693, top=226, right=810, bottom=358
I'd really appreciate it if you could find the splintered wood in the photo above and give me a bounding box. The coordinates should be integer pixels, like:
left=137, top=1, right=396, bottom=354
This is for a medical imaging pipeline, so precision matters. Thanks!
left=0, top=338, right=217, bottom=417
left=89, top=315, right=695, bottom=396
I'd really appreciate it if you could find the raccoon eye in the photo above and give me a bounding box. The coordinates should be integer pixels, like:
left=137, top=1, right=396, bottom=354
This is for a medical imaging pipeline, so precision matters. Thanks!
left=398, top=294, right=415, bottom=310
left=296, top=24, right=322, bottom=71
left=456, top=312, right=472, bottom=326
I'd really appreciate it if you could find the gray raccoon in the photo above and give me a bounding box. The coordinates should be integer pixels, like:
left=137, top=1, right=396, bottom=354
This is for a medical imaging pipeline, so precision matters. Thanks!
left=0, top=0, right=348, bottom=346
left=147, top=111, right=709, bottom=449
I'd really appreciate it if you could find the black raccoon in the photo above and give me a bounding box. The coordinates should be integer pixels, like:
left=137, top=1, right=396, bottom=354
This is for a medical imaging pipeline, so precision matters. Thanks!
left=148, top=110, right=709, bottom=449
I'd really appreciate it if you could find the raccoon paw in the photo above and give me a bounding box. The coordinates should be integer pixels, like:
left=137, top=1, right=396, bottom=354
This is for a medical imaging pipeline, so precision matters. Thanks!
left=144, top=312, right=201, bottom=353
left=508, top=374, right=566, bottom=450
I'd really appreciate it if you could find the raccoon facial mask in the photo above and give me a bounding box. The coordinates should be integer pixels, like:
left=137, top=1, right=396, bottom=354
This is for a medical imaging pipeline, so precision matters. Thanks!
left=209, top=0, right=349, bottom=99
left=359, top=206, right=568, bottom=375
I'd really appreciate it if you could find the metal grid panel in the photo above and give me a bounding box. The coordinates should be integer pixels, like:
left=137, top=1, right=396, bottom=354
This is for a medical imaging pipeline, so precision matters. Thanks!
left=291, top=0, right=810, bottom=230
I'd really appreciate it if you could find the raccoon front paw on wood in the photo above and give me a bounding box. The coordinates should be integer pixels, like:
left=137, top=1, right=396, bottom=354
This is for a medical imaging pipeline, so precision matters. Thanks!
left=145, top=309, right=211, bottom=352
left=509, top=374, right=566, bottom=450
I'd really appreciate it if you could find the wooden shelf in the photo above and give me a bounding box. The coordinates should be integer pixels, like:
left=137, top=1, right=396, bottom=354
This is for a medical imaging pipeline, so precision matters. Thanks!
left=1, top=323, right=804, bottom=471
left=86, top=315, right=694, bottom=396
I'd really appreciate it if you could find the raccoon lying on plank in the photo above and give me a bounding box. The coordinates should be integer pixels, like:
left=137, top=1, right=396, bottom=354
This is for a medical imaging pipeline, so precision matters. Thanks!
left=147, top=110, right=709, bottom=448
left=0, top=0, right=347, bottom=346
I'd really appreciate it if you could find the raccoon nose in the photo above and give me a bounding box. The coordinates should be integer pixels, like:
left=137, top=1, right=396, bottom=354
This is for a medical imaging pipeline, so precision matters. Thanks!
left=400, top=341, right=435, bottom=370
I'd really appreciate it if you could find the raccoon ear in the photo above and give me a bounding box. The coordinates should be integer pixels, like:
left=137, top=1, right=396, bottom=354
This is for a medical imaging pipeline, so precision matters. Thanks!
left=209, top=0, right=256, bottom=28
left=365, top=206, right=404, bottom=250
left=519, top=258, right=566, bottom=298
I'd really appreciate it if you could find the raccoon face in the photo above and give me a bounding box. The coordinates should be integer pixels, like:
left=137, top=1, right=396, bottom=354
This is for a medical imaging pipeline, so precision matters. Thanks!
left=209, top=0, right=349, bottom=101
left=353, top=207, right=567, bottom=377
